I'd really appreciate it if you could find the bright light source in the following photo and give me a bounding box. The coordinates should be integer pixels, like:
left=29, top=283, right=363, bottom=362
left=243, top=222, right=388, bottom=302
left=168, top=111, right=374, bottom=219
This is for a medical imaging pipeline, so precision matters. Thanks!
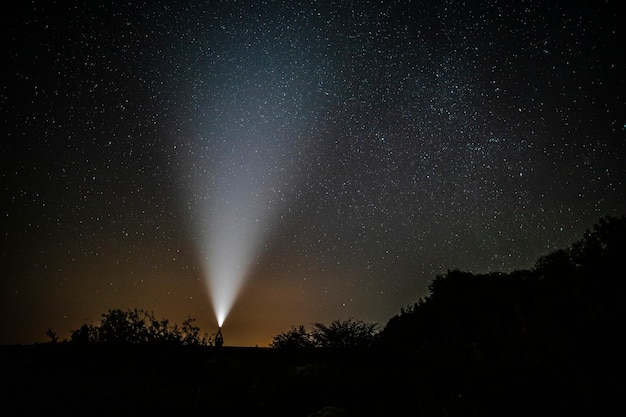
left=216, top=312, right=225, bottom=328
left=190, top=130, right=295, bottom=328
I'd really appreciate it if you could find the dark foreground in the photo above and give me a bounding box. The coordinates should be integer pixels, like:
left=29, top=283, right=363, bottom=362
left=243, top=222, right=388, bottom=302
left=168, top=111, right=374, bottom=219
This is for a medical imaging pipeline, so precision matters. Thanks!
left=1, top=342, right=620, bottom=417
left=2, top=344, right=375, bottom=416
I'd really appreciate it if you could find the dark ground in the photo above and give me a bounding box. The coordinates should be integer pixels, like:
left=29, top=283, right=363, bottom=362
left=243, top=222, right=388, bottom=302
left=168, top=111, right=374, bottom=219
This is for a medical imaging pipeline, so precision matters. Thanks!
left=2, top=344, right=376, bottom=416
left=2, top=342, right=620, bottom=417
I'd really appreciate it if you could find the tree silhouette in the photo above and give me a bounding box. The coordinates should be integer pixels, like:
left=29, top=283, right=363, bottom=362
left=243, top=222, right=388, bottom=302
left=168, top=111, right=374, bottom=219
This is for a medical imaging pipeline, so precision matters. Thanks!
left=270, top=325, right=315, bottom=349
left=311, top=318, right=379, bottom=349
left=69, top=308, right=210, bottom=346
left=271, top=319, right=378, bottom=349
left=45, top=328, right=59, bottom=343
left=371, top=215, right=626, bottom=416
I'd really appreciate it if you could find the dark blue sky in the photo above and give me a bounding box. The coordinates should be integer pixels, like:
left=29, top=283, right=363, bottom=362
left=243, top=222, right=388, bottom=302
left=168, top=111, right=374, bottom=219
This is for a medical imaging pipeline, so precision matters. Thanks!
left=2, top=0, right=624, bottom=346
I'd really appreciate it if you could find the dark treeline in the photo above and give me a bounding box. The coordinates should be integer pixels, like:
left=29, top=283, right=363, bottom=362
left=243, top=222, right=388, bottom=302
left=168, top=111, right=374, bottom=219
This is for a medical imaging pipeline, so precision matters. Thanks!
left=380, top=215, right=625, bottom=358
left=268, top=215, right=626, bottom=415
left=67, top=308, right=212, bottom=346
left=3, top=216, right=625, bottom=416
left=366, top=215, right=626, bottom=416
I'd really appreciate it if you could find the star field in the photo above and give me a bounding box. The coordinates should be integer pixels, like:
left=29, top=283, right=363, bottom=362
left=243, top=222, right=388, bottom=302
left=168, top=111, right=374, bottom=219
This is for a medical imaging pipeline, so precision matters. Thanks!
left=2, top=1, right=624, bottom=346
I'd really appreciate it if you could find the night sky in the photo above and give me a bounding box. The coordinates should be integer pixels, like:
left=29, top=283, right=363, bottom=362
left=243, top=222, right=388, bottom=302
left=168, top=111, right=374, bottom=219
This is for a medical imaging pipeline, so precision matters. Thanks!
left=2, top=1, right=624, bottom=347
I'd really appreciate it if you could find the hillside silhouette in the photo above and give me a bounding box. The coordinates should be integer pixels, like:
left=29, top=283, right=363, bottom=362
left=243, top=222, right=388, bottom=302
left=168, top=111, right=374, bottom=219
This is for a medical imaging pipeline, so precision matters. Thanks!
left=1, top=216, right=624, bottom=416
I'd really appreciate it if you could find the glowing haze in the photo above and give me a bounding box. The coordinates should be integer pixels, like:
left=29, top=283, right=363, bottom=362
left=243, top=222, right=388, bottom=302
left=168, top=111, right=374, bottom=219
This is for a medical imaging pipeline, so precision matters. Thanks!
left=182, top=40, right=319, bottom=328
left=197, top=133, right=289, bottom=327
left=181, top=6, right=329, bottom=330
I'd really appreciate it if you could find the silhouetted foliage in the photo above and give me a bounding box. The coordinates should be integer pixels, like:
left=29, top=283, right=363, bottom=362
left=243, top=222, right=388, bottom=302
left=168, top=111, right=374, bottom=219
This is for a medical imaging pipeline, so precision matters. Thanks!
left=270, top=325, right=315, bottom=349
left=373, top=215, right=626, bottom=416
left=45, top=328, right=59, bottom=344
left=69, top=308, right=210, bottom=346
left=571, top=215, right=626, bottom=269
left=311, top=318, right=379, bottom=349
left=533, top=248, right=575, bottom=279
left=271, top=318, right=379, bottom=349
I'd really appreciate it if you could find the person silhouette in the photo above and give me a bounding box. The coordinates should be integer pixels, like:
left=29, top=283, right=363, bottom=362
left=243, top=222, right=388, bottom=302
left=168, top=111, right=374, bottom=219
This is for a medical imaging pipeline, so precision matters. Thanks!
left=215, top=327, right=224, bottom=348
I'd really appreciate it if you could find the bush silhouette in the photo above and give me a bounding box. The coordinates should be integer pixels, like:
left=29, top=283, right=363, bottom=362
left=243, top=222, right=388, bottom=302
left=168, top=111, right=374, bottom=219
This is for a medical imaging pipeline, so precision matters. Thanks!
left=370, top=215, right=626, bottom=416
left=70, top=308, right=210, bottom=346
left=271, top=318, right=379, bottom=349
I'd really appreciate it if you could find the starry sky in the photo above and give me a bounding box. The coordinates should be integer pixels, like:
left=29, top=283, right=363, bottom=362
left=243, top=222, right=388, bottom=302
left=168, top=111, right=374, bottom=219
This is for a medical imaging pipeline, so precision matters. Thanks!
left=2, top=0, right=624, bottom=347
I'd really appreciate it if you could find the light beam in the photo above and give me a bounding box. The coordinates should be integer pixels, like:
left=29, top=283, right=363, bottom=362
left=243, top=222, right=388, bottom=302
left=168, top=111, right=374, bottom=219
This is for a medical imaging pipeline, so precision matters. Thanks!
left=193, top=130, right=291, bottom=328
left=181, top=21, right=324, bottom=328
